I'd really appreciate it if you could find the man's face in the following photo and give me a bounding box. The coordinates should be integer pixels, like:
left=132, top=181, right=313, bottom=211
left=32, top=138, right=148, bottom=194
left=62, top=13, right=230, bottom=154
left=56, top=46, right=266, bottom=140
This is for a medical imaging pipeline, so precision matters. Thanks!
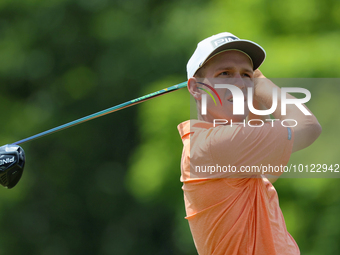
left=196, top=50, right=254, bottom=122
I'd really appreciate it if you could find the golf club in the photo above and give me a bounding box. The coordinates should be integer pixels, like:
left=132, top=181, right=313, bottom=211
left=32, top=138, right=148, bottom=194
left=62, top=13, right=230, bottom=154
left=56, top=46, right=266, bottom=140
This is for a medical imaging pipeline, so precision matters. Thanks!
left=0, top=81, right=187, bottom=189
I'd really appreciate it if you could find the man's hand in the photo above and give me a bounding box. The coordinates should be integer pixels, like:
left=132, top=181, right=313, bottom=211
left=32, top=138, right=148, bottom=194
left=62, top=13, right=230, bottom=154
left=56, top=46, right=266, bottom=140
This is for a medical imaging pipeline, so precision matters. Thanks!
left=247, top=69, right=270, bottom=122
left=254, top=69, right=265, bottom=79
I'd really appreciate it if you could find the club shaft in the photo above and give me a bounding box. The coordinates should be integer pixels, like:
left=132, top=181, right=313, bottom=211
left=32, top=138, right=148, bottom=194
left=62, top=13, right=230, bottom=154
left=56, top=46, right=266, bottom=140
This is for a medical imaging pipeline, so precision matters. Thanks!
left=13, top=81, right=187, bottom=145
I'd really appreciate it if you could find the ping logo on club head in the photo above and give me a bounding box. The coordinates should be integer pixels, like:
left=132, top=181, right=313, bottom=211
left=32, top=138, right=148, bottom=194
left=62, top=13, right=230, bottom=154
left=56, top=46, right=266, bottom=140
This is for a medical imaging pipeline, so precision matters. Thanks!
left=0, top=155, right=15, bottom=168
left=197, top=82, right=222, bottom=115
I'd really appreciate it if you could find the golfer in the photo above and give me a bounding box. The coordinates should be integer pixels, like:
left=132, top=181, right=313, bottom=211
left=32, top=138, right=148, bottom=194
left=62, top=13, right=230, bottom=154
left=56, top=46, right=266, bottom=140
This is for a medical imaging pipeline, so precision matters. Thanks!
left=178, top=32, right=321, bottom=255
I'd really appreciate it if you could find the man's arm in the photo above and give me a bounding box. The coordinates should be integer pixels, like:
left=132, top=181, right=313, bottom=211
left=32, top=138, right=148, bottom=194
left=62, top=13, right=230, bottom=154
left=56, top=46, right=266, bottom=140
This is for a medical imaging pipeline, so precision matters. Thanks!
left=253, top=70, right=322, bottom=153
left=247, top=78, right=281, bottom=184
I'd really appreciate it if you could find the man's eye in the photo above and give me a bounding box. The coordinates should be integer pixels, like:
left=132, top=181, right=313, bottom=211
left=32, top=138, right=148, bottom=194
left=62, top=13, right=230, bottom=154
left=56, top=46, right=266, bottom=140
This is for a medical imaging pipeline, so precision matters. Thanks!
left=220, top=71, right=229, bottom=76
left=242, top=73, right=251, bottom=78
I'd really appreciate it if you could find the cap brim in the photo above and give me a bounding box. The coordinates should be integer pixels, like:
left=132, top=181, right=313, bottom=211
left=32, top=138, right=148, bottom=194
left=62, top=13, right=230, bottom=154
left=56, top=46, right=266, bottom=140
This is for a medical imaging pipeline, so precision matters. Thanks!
left=202, top=40, right=266, bottom=70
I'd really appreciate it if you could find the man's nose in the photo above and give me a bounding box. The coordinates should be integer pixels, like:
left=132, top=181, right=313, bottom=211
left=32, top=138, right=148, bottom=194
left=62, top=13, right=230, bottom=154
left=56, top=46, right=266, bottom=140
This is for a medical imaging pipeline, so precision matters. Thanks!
left=233, top=74, right=246, bottom=89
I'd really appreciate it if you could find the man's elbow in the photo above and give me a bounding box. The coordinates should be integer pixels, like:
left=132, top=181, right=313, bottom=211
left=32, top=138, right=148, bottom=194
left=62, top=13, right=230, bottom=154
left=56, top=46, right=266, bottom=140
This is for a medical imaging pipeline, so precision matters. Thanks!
left=309, top=118, right=322, bottom=141
left=292, top=118, right=322, bottom=153
left=303, top=120, right=322, bottom=148
left=314, top=121, right=322, bottom=138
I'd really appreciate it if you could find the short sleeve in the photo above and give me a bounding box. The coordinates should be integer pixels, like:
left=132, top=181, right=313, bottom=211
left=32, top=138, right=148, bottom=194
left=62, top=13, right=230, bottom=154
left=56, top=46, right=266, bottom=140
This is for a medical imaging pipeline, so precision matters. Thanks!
left=190, top=122, right=294, bottom=178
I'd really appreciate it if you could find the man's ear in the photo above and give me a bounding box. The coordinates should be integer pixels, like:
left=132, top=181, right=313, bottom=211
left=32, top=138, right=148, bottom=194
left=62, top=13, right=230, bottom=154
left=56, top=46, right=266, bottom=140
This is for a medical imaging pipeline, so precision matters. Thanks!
left=188, top=77, right=202, bottom=100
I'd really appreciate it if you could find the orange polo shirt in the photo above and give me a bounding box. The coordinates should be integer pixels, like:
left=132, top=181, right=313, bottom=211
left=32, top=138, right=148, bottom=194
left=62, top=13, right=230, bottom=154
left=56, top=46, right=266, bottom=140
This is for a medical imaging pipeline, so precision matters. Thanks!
left=178, top=120, right=300, bottom=255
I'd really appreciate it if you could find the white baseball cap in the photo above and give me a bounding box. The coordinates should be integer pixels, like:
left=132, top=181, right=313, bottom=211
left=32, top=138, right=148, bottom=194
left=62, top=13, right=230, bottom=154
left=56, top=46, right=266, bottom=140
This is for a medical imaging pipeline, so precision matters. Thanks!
left=186, top=32, right=266, bottom=79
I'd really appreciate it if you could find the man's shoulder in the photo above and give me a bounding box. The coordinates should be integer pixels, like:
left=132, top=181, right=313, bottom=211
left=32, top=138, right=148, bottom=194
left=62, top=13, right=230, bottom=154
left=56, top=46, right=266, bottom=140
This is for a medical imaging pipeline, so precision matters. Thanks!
left=178, top=119, right=293, bottom=149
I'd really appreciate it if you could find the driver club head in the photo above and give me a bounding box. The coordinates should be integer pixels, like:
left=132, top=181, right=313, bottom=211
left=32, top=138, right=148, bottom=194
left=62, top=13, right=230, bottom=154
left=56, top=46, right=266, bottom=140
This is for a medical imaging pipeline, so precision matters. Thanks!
left=0, top=144, right=25, bottom=189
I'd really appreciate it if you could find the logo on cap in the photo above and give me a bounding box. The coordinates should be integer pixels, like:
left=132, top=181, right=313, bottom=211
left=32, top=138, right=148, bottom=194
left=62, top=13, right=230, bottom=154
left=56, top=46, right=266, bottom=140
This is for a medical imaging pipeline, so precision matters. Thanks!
left=211, top=36, right=238, bottom=48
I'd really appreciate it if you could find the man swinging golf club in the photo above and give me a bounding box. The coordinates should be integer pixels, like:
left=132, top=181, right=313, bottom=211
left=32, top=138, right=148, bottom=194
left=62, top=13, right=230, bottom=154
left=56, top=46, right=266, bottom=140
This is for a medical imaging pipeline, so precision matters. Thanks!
left=177, top=32, right=322, bottom=255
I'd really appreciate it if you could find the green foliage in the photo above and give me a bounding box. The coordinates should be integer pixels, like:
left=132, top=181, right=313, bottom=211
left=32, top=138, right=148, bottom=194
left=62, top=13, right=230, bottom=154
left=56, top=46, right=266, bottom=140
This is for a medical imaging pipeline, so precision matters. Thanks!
left=0, top=0, right=339, bottom=254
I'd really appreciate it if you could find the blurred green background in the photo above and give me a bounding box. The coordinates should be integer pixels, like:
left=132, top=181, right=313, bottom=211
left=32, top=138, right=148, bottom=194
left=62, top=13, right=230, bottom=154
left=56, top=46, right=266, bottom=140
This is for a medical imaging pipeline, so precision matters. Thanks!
left=0, top=0, right=339, bottom=254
